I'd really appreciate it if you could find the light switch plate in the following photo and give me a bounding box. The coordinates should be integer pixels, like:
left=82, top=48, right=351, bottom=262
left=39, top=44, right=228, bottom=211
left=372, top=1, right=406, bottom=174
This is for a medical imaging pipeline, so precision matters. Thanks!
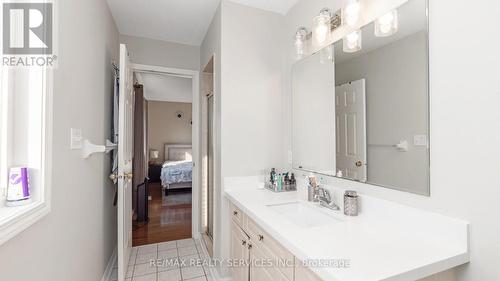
left=413, top=135, right=428, bottom=146
left=70, top=128, right=82, bottom=149
left=318, top=176, right=327, bottom=185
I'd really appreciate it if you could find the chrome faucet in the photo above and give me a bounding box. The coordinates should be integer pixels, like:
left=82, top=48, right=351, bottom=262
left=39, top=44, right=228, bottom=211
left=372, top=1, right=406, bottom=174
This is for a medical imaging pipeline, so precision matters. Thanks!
left=315, top=187, right=340, bottom=211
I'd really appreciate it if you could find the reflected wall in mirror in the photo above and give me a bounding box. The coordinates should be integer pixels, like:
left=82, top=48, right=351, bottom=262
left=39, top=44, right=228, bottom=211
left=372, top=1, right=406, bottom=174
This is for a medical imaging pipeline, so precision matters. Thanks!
left=292, top=50, right=335, bottom=175
left=292, top=0, right=429, bottom=195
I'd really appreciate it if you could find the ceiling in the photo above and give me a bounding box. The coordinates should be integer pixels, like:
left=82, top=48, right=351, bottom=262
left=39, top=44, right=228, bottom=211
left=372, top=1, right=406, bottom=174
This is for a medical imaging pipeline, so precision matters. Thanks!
left=106, top=0, right=299, bottom=46
left=229, top=0, right=299, bottom=15
left=136, top=72, right=192, bottom=103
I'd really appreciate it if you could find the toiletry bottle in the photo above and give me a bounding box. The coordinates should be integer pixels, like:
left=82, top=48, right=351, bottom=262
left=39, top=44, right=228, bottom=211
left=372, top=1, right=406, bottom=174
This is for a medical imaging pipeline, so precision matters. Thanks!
left=284, top=173, right=290, bottom=190
left=270, top=168, right=276, bottom=185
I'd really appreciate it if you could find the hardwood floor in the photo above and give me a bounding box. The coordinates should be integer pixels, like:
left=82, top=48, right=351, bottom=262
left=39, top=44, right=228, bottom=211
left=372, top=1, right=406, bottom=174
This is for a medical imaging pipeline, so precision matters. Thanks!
left=132, top=182, right=192, bottom=246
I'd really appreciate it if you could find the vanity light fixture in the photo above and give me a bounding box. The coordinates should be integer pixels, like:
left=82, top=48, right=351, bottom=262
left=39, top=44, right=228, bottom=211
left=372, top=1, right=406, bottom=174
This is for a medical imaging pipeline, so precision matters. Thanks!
left=294, top=27, right=308, bottom=59
left=312, top=8, right=333, bottom=47
left=343, top=30, right=362, bottom=53
left=375, top=9, right=398, bottom=37
left=343, top=0, right=361, bottom=27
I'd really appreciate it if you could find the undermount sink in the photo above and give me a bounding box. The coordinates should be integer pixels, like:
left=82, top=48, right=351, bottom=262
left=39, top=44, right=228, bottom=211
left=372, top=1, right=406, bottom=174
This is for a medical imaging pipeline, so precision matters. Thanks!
left=266, top=201, right=343, bottom=228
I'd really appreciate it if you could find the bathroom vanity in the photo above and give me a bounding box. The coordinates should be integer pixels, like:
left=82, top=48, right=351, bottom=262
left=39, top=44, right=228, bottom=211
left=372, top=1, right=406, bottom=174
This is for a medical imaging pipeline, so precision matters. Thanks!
left=225, top=0, right=469, bottom=280
left=224, top=177, right=469, bottom=281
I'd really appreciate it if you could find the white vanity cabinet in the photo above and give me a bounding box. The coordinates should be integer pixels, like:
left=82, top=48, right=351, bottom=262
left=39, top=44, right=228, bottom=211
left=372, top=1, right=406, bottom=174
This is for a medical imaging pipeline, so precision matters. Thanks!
left=228, top=200, right=457, bottom=281
left=229, top=202, right=314, bottom=281
left=295, top=260, right=323, bottom=281
left=230, top=221, right=250, bottom=281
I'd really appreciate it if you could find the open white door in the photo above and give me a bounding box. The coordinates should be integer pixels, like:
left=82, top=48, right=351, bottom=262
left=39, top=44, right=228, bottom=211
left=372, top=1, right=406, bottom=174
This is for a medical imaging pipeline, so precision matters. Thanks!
left=117, top=44, right=134, bottom=281
left=335, top=79, right=367, bottom=182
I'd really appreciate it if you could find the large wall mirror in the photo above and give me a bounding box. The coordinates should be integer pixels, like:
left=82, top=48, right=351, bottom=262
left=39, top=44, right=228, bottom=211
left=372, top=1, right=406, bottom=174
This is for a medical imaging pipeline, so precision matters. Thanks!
left=292, top=0, right=430, bottom=195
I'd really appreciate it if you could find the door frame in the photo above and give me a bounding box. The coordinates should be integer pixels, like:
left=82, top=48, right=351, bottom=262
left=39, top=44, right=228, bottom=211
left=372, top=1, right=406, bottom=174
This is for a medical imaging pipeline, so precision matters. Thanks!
left=131, top=63, right=201, bottom=239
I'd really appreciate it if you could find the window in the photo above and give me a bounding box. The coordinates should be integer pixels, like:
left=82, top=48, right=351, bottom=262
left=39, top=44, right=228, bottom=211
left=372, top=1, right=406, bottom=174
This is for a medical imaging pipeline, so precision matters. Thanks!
left=0, top=66, right=52, bottom=245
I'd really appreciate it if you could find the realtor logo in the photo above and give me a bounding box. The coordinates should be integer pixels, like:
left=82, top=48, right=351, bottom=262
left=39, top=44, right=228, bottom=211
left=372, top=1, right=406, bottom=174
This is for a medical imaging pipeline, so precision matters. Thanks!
left=2, top=1, right=57, bottom=67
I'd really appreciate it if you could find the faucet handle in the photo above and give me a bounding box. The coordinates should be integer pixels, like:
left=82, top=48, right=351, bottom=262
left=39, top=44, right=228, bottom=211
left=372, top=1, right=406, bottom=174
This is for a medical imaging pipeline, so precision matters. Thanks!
left=318, top=187, right=331, bottom=200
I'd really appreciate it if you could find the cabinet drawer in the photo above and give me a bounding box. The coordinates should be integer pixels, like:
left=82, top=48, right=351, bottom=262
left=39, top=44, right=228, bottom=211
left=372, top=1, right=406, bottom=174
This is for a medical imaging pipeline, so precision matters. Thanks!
left=295, top=259, right=322, bottom=281
left=245, top=217, right=295, bottom=280
left=230, top=202, right=244, bottom=227
left=251, top=243, right=291, bottom=281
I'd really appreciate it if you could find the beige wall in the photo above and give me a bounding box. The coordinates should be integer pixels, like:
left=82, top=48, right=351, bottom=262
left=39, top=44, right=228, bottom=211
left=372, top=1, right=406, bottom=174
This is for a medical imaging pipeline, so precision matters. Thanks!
left=0, top=0, right=119, bottom=280
left=148, top=101, right=193, bottom=161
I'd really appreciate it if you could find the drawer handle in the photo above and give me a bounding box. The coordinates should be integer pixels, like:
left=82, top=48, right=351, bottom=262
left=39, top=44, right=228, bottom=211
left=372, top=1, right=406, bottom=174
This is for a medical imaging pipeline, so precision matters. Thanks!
left=242, top=240, right=246, bottom=246
left=248, top=243, right=253, bottom=250
left=233, top=210, right=238, bottom=216
left=258, top=234, right=264, bottom=241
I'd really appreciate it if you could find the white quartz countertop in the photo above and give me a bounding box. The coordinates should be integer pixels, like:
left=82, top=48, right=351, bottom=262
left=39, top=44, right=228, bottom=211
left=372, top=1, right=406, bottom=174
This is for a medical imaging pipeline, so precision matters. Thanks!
left=224, top=181, right=469, bottom=281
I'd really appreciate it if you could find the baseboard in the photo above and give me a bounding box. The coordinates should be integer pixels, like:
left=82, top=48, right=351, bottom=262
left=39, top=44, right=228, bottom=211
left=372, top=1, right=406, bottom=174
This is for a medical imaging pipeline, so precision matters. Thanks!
left=101, top=247, right=117, bottom=281
left=198, top=236, right=231, bottom=281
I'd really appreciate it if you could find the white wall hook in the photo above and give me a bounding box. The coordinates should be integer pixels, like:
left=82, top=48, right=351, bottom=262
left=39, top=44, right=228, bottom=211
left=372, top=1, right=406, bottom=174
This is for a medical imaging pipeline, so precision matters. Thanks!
left=105, top=139, right=118, bottom=153
left=395, top=140, right=408, bottom=152
left=81, top=139, right=117, bottom=159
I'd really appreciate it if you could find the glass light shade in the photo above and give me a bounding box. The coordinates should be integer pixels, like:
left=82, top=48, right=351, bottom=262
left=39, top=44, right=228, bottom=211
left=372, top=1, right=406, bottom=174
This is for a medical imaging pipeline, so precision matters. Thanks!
left=294, top=27, right=308, bottom=59
left=343, top=30, right=362, bottom=53
left=375, top=9, right=398, bottom=37
left=312, top=8, right=332, bottom=48
left=343, top=0, right=361, bottom=26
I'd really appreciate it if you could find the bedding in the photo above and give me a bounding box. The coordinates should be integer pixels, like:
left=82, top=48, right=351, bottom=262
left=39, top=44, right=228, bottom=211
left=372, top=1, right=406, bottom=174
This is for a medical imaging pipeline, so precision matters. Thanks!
left=160, top=160, right=193, bottom=187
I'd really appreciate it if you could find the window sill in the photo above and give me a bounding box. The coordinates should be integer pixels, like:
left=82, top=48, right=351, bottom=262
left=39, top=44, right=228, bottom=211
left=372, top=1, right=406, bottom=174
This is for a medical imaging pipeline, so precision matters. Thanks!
left=0, top=200, right=50, bottom=245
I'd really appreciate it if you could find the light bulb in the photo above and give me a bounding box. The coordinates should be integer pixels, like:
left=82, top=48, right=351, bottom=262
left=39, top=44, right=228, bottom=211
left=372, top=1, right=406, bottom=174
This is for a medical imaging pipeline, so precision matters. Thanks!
left=312, top=8, right=332, bottom=48
left=343, top=0, right=360, bottom=26
left=343, top=30, right=362, bottom=53
left=294, top=27, right=308, bottom=59
left=375, top=9, right=398, bottom=37
left=314, top=23, right=329, bottom=44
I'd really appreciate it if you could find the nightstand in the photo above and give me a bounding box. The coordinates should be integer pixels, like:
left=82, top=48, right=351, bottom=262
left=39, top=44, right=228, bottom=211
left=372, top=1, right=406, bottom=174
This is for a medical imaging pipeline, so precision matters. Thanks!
left=148, top=162, right=162, bottom=183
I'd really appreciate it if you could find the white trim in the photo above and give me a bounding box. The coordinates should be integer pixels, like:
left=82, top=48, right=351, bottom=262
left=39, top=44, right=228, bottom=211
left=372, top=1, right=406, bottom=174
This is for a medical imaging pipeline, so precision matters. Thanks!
left=198, top=235, right=229, bottom=281
left=131, top=63, right=201, bottom=239
left=0, top=69, right=53, bottom=246
left=101, top=247, right=117, bottom=281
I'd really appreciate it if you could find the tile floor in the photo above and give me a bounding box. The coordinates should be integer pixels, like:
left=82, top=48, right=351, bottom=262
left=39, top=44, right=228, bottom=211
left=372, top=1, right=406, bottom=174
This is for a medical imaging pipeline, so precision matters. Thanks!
left=110, top=238, right=213, bottom=281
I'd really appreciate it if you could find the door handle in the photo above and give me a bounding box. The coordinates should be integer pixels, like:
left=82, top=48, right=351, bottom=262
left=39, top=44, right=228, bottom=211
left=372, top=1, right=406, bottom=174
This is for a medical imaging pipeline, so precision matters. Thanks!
left=124, top=172, right=133, bottom=182
left=109, top=173, right=118, bottom=182
left=242, top=240, right=246, bottom=246
left=355, top=161, right=363, bottom=167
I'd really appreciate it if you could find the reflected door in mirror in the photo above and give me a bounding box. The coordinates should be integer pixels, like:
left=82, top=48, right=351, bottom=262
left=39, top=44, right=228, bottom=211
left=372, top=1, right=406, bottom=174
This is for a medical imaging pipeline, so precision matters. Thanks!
left=335, top=79, right=367, bottom=182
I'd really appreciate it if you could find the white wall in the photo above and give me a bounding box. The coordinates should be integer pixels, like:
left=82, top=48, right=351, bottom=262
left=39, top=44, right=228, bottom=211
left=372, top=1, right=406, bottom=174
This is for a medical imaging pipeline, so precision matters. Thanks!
left=148, top=101, right=193, bottom=161
left=285, top=0, right=500, bottom=280
left=221, top=1, right=285, bottom=177
left=199, top=1, right=223, bottom=272
left=120, top=34, right=200, bottom=70
left=217, top=1, right=286, bottom=276
left=199, top=1, right=286, bottom=276
left=0, top=0, right=119, bottom=280
left=335, top=31, right=429, bottom=194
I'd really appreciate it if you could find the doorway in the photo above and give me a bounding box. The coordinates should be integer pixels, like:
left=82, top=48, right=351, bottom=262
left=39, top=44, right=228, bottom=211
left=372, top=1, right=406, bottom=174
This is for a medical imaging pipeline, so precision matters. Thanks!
left=200, top=57, right=214, bottom=256
left=130, top=64, right=201, bottom=247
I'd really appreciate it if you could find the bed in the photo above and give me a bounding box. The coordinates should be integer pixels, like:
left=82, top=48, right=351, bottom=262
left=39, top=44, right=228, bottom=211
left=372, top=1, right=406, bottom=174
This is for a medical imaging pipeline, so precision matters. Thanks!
left=160, top=144, right=193, bottom=194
